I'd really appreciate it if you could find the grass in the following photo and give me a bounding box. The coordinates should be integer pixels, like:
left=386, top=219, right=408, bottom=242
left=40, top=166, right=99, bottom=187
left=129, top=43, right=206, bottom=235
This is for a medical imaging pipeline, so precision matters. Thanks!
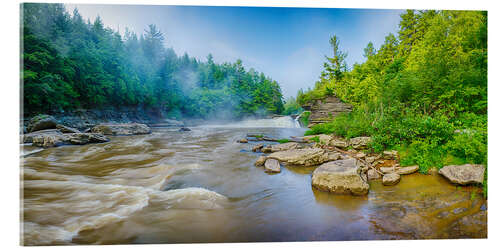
left=309, top=136, right=320, bottom=143
left=277, top=139, right=290, bottom=144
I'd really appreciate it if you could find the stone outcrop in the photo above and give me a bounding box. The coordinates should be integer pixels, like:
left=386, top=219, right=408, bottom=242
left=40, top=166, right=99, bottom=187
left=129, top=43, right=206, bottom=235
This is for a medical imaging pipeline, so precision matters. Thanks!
left=90, top=123, right=151, bottom=135
left=254, top=156, right=267, bottom=167
left=349, top=136, right=372, bottom=149
left=56, top=124, right=80, bottom=133
left=27, top=114, right=57, bottom=133
left=367, top=169, right=382, bottom=180
left=439, top=164, right=486, bottom=185
left=396, top=165, right=419, bottom=175
left=382, top=173, right=401, bottom=186
left=267, top=148, right=329, bottom=167
left=22, top=129, right=109, bottom=148
left=311, top=158, right=369, bottom=195
left=261, top=142, right=300, bottom=153
left=301, top=96, right=353, bottom=127
left=264, top=159, right=281, bottom=173
left=252, top=144, right=264, bottom=152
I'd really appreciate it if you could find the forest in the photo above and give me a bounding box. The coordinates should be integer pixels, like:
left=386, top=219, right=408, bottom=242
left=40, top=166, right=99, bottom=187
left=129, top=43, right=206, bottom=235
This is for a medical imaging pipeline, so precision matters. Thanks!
left=297, top=10, right=487, bottom=192
left=21, top=3, right=284, bottom=119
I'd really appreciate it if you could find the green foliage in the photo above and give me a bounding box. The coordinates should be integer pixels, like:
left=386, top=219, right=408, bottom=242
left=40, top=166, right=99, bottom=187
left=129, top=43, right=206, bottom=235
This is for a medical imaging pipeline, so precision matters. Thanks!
left=282, top=96, right=303, bottom=115
left=277, top=139, right=290, bottom=144
left=301, top=10, right=487, bottom=190
left=21, top=3, right=284, bottom=118
left=309, top=136, right=320, bottom=143
left=303, top=110, right=373, bottom=139
left=299, top=111, right=311, bottom=127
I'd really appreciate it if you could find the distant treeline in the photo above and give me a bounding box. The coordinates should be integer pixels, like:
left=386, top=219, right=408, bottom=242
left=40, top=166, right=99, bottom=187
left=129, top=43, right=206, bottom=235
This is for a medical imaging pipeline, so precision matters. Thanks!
left=21, top=3, right=284, bottom=119
left=299, top=10, right=487, bottom=181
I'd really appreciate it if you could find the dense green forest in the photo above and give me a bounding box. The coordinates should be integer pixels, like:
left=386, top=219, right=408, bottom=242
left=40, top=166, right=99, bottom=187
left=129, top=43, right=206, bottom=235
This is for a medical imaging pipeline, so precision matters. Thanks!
left=21, top=3, right=284, bottom=119
left=298, top=10, right=487, bottom=187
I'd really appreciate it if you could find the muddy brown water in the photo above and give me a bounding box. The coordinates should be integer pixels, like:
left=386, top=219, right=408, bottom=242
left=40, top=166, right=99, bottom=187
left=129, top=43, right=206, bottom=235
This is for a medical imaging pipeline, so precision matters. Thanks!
left=21, top=122, right=487, bottom=245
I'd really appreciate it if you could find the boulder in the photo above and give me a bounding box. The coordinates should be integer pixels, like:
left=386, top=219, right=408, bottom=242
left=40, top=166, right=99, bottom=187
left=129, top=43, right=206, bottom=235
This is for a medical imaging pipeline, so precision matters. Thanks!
left=254, top=156, right=267, bottom=167
left=267, top=148, right=329, bottom=167
left=349, top=136, right=372, bottom=149
left=22, top=129, right=108, bottom=148
left=91, top=123, right=151, bottom=135
left=252, top=144, right=264, bottom=152
left=261, top=142, right=300, bottom=153
left=237, top=138, right=248, bottom=143
left=380, top=166, right=400, bottom=174
left=27, top=114, right=57, bottom=133
left=311, top=158, right=369, bottom=195
left=355, top=152, right=366, bottom=159
left=367, top=169, right=382, bottom=180
left=56, top=124, right=80, bottom=133
left=65, top=133, right=109, bottom=145
left=382, top=173, right=401, bottom=186
left=264, top=159, right=281, bottom=173
left=31, top=132, right=67, bottom=148
left=439, top=164, right=486, bottom=185
left=22, top=129, right=62, bottom=143
left=365, top=156, right=377, bottom=164
left=327, top=152, right=342, bottom=161
left=330, top=138, right=349, bottom=149
left=397, top=165, right=419, bottom=175
left=383, top=150, right=399, bottom=160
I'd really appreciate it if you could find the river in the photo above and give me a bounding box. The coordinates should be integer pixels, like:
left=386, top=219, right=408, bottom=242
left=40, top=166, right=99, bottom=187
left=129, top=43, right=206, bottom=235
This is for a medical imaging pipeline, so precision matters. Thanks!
left=20, top=116, right=487, bottom=245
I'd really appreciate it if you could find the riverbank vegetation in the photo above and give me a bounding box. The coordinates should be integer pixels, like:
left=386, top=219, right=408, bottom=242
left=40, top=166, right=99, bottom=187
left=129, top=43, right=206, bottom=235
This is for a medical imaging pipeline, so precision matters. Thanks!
left=22, top=3, right=284, bottom=119
left=298, top=10, right=487, bottom=192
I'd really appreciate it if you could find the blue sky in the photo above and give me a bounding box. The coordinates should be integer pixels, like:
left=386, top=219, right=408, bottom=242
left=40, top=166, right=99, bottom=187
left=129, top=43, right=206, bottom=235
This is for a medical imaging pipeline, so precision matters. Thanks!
left=65, top=4, right=403, bottom=98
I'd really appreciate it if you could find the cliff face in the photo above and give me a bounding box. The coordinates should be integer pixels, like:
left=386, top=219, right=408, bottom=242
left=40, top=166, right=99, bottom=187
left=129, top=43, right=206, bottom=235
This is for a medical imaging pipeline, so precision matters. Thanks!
left=302, top=96, right=353, bottom=127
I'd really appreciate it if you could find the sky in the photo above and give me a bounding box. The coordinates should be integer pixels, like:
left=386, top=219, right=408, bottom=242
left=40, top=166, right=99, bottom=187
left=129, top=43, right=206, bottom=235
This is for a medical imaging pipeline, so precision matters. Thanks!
left=64, top=4, right=403, bottom=98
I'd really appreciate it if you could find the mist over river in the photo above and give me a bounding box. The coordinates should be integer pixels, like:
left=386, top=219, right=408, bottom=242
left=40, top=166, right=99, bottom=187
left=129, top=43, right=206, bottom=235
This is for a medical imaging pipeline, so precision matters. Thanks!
left=21, top=117, right=486, bottom=245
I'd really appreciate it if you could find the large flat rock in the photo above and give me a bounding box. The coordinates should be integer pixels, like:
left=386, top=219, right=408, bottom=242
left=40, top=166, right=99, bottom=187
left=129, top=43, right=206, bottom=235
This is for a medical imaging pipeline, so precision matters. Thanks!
left=311, top=158, right=369, bottom=195
left=439, top=164, right=485, bottom=185
left=91, top=123, right=151, bottom=135
left=267, top=148, right=329, bottom=167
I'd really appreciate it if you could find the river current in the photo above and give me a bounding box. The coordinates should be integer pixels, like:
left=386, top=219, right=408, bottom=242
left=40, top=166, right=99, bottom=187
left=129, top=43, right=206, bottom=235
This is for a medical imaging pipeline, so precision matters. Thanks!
left=21, top=116, right=486, bottom=245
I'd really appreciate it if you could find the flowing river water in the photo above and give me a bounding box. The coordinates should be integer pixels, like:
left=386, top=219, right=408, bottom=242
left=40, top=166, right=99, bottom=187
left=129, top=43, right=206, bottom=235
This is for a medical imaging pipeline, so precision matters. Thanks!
left=21, top=117, right=487, bottom=245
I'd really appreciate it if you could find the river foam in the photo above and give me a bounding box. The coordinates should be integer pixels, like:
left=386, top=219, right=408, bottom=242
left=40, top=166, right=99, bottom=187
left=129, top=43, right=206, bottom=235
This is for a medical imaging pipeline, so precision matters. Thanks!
left=200, top=116, right=301, bottom=128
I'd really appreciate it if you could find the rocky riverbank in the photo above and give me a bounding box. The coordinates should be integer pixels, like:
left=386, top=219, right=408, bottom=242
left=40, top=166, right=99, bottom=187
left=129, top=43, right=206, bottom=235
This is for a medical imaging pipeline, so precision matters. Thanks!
left=239, top=133, right=486, bottom=196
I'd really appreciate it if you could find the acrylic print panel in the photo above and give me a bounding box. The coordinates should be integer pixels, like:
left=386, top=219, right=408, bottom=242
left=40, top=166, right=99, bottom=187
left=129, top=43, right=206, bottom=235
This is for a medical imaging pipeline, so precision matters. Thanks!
left=20, top=1, right=487, bottom=246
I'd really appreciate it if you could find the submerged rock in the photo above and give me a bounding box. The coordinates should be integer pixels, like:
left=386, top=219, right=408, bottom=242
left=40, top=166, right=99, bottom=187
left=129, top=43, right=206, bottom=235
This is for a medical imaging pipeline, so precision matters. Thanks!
left=382, top=173, right=401, bottom=186
left=27, top=114, right=57, bottom=133
left=267, top=148, right=329, bottom=167
left=397, top=165, right=419, bottom=175
left=65, top=133, right=109, bottom=145
left=252, top=144, right=264, bottom=152
left=56, top=124, right=80, bottom=133
left=264, top=159, right=281, bottom=173
left=311, top=158, right=369, bottom=195
left=237, top=138, right=248, bottom=143
left=439, top=164, right=485, bottom=185
left=91, top=123, right=151, bottom=135
left=261, top=142, right=300, bottom=153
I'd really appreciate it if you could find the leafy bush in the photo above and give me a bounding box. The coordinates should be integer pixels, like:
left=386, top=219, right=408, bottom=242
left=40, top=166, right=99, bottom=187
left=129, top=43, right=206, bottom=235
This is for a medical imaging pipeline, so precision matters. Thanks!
left=299, top=111, right=311, bottom=127
left=304, top=110, right=373, bottom=138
